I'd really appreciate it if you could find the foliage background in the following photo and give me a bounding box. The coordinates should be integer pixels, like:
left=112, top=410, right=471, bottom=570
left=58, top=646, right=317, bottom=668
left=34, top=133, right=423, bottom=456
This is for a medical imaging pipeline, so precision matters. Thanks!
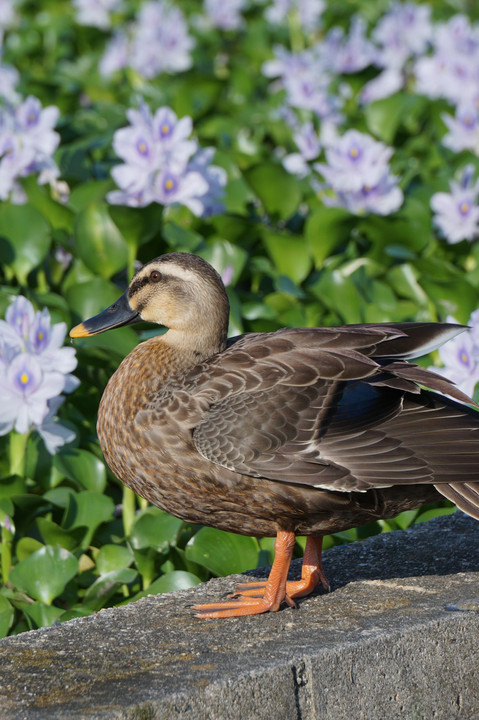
left=0, top=0, right=477, bottom=636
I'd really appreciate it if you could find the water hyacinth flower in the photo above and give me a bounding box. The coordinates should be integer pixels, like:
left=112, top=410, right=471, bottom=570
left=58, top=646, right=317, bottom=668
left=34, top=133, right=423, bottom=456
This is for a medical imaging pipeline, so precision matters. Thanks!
left=429, top=315, right=479, bottom=399
left=321, top=17, right=376, bottom=75
left=107, top=102, right=226, bottom=217
left=265, top=0, right=325, bottom=31
left=0, top=95, right=60, bottom=202
left=313, top=129, right=403, bottom=216
left=441, top=105, right=479, bottom=156
left=203, top=0, right=247, bottom=31
left=73, top=0, right=123, bottom=30
left=414, top=14, right=479, bottom=107
left=430, top=165, right=479, bottom=244
left=100, top=1, right=194, bottom=79
left=262, top=46, right=341, bottom=122
left=0, top=296, right=79, bottom=453
left=372, top=2, right=432, bottom=70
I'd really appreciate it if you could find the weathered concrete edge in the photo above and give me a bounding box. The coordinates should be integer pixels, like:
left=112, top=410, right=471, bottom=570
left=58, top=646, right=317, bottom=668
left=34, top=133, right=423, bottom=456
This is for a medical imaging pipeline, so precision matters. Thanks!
left=117, top=611, right=479, bottom=720
left=1, top=512, right=479, bottom=720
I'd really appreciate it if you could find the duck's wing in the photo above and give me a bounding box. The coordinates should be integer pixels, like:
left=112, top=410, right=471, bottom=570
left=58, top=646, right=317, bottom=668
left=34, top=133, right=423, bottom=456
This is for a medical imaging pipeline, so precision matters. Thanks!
left=186, top=325, right=479, bottom=515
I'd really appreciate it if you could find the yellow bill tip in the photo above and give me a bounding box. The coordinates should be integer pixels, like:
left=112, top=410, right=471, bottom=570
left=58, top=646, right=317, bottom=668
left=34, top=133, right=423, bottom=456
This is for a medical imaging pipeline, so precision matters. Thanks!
left=69, top=323, right=94, bottom=338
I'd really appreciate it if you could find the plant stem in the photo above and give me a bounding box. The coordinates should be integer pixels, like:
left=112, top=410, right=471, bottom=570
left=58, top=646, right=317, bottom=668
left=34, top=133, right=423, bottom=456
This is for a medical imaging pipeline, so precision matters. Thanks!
left=8, top=431, right=29, bottom=478
left=122, top=486, right=136, bottom=538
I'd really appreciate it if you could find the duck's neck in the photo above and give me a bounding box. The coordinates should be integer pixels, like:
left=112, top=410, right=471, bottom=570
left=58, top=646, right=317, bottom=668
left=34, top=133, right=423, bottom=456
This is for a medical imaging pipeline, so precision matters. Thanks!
left=161, top=326, right=227, bottom=365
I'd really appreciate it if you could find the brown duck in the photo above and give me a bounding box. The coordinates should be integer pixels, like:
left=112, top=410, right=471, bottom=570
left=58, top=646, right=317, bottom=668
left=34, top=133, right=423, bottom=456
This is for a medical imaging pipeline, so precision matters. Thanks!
left=70, top=252, right=479, bottom=618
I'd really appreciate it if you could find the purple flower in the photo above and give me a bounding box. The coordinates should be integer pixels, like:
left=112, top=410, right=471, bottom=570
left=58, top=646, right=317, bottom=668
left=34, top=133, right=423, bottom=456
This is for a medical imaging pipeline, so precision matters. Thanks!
left=73, top=0, right=123, bottom=30
left=204, top=0, right=246, bottom=30
left=0, top=95, right=60, bottom=201
left=107, top=102, right=226, bottom=217
left=414, top=15, right=479, bottom=106
left=322, top=17, right=376, bottom=75
left=0, top=296, right=79, bottom=451
left=100, top=1, right=194, bottom=79
left=263, top=46, right=341, bottom=122
left=441, top=105, right=479, bottom=155
left=282, top=122, right=321, bottom=177
left=373, top=2, right=432, bottom=70
left=265, top=0, right=325, bottom=30
left=132, top=2, right=194, bottom=78
left=430, top=165, right=479, bottom=244
left=314, top=129, right=403, bottom=216
left=99, top=31, right=129, bottom=75
left=360, top=68, right=404, bottom=105
left=430, top=316, right=479, bottom=398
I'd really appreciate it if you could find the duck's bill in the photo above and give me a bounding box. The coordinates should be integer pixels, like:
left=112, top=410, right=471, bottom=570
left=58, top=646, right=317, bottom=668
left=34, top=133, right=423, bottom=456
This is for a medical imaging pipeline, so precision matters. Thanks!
left=69, top=291, right=140, bottom=338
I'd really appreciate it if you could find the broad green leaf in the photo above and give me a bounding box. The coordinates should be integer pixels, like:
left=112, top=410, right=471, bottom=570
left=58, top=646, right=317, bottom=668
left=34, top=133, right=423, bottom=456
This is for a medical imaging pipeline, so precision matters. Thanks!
left=22, top=602, right=64, bottom=629
left=135, top=571, right=201, bottom=600
left=54, top=449, right=107, bottom=493
left=10, top=546, right=78, bottom=605
left=69, top=180, right=112, bottom=212
left=22, top=175, right=74, bottom=232
left=95, top=544, right=133, bottom=576
left=74, top=203, right=129, bottom=278
left=185, top=528, right=258, bottom=576
left=415, top=506, right=457, bottom=524
left=364, top=93, right=422, bottom=144
left=0, top=595, right=14, bottom=638
left=83, top=569, right=137, bottom=611
left=262, top=230, right=312, bottom=284
left=63, top=491, right=115, bottom=547
left=0, top=475, right=26, bottom=499
left=130, top=508, right=183, bottom=551
left=243, top=163, right=302, bottom=219
left=305, top=207, right=352, bottom=266
left=36, top=518, right=85, bottom=551
left=310, top=270, right=363, bottom=324
left=0, top=204, right=50, bottom=284
left=16, top=537, right=44, bottom=562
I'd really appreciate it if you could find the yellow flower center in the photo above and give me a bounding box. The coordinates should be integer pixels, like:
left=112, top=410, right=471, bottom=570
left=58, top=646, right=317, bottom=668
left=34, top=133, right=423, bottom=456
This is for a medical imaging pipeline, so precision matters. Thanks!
left=460, top=202, right=470, bottom=214
left=165, top=179, right=174, bottom=191
left=20, top=372, right=29, bottom=385
left=38, top=331, right=44, bottom=341
left=350, top=147, right=359, bottom=158
left=138, top=141, right=147, bottom=155
left=161, top=124, right=170, bottom=136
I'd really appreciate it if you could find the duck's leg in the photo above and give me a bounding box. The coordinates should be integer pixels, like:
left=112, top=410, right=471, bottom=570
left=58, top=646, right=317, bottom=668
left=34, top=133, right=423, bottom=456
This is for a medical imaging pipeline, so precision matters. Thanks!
left=192, top=530, right=296, bottom=618
left=235, top=536, right=329, bottom=598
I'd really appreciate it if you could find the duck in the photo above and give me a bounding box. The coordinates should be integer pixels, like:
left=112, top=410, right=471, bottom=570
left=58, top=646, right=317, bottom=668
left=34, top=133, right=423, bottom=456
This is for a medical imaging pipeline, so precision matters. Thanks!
left=70, top=251, right=479, bottom=618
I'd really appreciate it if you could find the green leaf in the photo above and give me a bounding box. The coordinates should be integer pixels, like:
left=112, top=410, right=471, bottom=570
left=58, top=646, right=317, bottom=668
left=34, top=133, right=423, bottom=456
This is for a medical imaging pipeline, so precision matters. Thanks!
left=54, top=449, right=107, bottom=493
left=22, top=602, right=63, bottom=629
left=130, top=508, right=184, bottom=551
left=62, top=491, right=115, bottom=547
left=185, top=528, right=258, bottom=576
left=95, top=544, right=133, bottom=576
left=83, top=569, right=137, bottom=611
left=74, top=203, right=129, bottom=278
left=261, top=230, right=312, bottom=284
left=69, top=180, right=112, bottom=212
left=135, top=570, right=201, bottom=600
left=0, top=475, right=26, bottom=499
left=305, top=207, right=352, bottom=266
left=22, top=175, right=74, bottom=232
left=243, top=163, right=302, bottom=219
left=36, top=518, right=85, bottom=551
left=10, top=546, right=78, bottom=605
left=0, top=595, right=14, bottom=638
left=16, top=537, right=44, bottom=562
left=309, top=270, right=363, bottom=324
left=364, top=93, right=422, bottom=144
left=0, top=204, right=51, bottom=284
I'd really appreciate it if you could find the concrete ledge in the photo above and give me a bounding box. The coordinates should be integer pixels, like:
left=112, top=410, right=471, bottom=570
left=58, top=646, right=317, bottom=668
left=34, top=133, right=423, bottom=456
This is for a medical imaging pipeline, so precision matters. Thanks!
left=1, top=512, right=479, bottom=719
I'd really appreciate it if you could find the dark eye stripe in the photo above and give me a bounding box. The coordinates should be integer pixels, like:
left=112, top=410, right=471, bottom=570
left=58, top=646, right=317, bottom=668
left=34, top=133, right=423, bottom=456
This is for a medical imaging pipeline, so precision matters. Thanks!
left=128, top=276, right=150, bottom=298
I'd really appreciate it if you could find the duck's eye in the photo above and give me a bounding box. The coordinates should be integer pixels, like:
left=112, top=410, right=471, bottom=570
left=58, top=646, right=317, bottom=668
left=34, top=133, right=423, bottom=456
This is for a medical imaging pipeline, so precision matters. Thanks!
left=150, top=270, right=162, bottom=283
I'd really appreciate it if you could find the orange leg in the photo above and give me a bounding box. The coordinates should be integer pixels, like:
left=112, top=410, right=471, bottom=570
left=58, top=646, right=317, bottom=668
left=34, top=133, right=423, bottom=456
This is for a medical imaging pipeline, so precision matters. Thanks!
left=235, top=536, right=329, bottom=599
left=192, top=530, right=296, bottom=619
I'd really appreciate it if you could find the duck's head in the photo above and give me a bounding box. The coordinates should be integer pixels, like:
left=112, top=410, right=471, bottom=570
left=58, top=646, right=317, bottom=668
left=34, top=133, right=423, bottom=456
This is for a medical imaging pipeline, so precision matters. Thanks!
left=70, top=252, right=230, bottom=355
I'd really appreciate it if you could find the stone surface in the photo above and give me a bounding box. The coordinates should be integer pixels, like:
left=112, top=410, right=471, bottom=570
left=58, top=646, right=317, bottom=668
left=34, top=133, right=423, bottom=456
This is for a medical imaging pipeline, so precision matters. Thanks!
left=1, top=512, right=479, bottom=719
